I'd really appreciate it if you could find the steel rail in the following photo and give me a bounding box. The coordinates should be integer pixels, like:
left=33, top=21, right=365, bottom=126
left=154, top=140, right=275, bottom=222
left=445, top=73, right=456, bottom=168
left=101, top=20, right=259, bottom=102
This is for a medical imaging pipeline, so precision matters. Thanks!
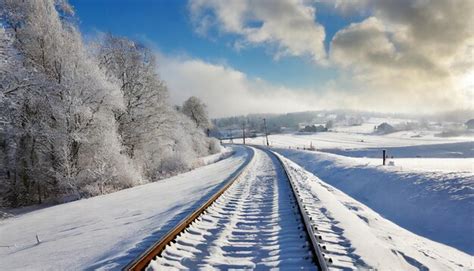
left=123, top=147, right=255, bottom=271
left=268, top=148, right=329, bottom=271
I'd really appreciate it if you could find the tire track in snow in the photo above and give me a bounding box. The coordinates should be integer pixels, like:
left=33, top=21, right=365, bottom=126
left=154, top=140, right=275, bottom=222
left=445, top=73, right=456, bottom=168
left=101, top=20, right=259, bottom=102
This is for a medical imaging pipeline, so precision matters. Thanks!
left=147, top=148, right=316, bottom=270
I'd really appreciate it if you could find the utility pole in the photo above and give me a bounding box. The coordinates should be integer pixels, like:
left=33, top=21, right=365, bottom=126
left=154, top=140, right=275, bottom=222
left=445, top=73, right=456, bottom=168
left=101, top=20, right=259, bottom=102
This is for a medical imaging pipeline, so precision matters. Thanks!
left=263, top=118, right=269, bottom=146
left=242, top=121, right=246, bottom=145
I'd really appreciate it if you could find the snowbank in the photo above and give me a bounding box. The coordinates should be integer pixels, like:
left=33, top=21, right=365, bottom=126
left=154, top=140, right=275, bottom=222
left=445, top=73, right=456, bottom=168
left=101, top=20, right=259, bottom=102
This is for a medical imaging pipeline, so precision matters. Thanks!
left=323, top=141, right=474, bottom=158
left=277, top=153, right=472, bottom=269
left=199, top=145, right=233, bottom=166
left=0, top=146, right=252, bottom=270
left=274, top=148, right=474, bottom=255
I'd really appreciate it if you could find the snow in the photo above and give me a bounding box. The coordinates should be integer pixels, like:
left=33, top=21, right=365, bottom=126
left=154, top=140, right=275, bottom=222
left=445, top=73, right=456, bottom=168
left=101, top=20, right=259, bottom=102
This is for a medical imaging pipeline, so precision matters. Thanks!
left=233, top=130, right=471, bottom=150
left=276, top=153, right=472, bottom=269
left=323, top=141, right=474, bottom=159
left=199, top=145, right=233, bottom=165
left=0, top=146, right=252, bottom=270
left=338, top=157, right=473, bottom=172
left=230, top=116, right=473, bottom=151
left=273, top=148, right=474, bottom=255
left=225, top=118, right=473, bottom=257
left=149, top=147, right=314, bottom=270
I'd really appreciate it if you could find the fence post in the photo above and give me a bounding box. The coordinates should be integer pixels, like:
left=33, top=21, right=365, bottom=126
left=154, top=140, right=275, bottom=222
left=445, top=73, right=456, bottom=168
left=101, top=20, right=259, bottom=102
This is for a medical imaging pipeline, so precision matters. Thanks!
left=382, top=149, right=386, bottom=165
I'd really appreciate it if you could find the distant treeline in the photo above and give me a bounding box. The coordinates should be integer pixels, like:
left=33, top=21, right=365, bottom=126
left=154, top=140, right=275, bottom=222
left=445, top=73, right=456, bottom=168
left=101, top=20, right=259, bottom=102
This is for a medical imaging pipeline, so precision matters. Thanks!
left=213, top=109, right=474, bottom=134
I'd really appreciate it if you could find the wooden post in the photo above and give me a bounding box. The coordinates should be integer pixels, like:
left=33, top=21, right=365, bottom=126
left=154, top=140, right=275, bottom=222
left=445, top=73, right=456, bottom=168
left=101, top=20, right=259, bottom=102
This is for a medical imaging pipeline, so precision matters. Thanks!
left=263, top=118, right=269, bottom=146
left=382, top=149, right=386, bottom=165
left=242, top=122, right=246, bottom=145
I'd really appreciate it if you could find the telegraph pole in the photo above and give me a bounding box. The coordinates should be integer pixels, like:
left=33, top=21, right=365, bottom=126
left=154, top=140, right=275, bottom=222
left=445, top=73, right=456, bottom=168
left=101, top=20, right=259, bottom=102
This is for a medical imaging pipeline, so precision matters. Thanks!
left=263, top=118, right=269, bottom=146
left=242, top=121, right=246, bottom=145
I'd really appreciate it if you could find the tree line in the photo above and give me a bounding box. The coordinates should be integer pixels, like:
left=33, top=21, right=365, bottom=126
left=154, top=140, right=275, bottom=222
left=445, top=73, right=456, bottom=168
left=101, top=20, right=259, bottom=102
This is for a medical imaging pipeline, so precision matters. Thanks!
left=0, top=0, right=219, bottom=207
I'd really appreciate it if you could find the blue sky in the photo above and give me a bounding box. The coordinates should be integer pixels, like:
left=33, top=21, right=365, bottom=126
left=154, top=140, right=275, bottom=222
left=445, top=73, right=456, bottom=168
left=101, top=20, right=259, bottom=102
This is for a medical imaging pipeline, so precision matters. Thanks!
left=70, top=0, right=361, bottom=89
left=69, top=0, right=473, bottom=117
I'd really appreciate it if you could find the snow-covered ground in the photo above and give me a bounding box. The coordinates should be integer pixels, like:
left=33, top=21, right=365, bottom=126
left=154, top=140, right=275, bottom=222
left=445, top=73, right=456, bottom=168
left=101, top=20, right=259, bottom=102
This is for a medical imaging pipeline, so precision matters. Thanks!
left=150, top=148, right=314, bottom=270
left=0, top=146, right=252, bottom=270
left=229, top=123, right=473, bottom=172
left=323, top=141, right=474, bottom=159
left=229, top=117, right=473, bottom=152
left=199, top=145, right=234, bottom=166
left=232, top=130, right=472, bottom=151
left=274, top=148, right=474, bottom=255
left=278, top=153, right=472, bottom=269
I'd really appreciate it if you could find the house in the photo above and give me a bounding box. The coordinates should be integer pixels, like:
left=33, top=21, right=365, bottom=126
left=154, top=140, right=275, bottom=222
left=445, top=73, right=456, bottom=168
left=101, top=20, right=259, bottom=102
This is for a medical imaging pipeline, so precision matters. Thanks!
left=301, top=124, right=327, bottom=133
left=376, top=122, right=395, bottom=134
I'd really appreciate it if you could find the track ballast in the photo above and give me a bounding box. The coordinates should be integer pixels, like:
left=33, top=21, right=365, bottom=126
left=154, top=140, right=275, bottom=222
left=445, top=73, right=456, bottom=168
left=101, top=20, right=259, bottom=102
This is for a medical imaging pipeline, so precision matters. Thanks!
left=127, top=147, right=325, bottom=270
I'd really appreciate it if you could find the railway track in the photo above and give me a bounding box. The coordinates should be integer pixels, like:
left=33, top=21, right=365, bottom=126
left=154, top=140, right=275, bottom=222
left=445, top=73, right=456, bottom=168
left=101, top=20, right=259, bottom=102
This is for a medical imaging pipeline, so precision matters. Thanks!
left=124, top=146, right=328, bottom=270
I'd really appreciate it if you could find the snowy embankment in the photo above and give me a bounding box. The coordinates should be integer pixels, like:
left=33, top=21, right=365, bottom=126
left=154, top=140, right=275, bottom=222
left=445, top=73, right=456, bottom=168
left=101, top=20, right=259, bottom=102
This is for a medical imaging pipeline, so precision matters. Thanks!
left=277, top=154, right=472, bottom=270
left=199, top=145, right=234, bottom=166
left=274, top=148, right=474, bottom=255
left=323, top=141, right=474, bottom=159
left=0, top=146, right=252, bottom=270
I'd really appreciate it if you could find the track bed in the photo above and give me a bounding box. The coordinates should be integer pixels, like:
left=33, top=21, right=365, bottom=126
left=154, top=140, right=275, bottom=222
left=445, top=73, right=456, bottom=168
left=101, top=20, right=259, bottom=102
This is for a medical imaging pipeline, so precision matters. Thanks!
left=147, top=148, right=316, bottom=270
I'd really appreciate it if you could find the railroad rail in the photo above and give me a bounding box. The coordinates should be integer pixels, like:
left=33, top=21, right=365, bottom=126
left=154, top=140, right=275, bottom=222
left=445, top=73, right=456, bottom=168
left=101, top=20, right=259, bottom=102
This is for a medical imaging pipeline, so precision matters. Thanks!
left=269, top=149, right=329, bottom=271
left=124, top=146, right=329, bottom=270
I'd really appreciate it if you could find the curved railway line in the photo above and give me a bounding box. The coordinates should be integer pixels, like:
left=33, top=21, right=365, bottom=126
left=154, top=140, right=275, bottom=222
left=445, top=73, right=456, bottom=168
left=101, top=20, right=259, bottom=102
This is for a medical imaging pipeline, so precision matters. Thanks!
left=124, top=146, right=329, bottom=270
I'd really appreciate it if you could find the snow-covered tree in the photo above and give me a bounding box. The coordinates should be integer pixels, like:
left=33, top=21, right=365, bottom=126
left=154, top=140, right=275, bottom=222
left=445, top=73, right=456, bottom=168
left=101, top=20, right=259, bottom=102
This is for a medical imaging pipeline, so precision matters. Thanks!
left=0, top=0, right=139, bottom=206
left=96, top=34, right=170, bottom=159
left=181, top=96, right=212, bottom=131
left=0, top=0, right=219, bottom=207
left=96, top=34, right=218, bottom=180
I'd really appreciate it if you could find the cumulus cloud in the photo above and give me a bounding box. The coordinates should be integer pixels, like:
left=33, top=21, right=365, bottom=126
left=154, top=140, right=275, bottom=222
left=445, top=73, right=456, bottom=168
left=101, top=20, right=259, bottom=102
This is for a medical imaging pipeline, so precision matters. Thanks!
left=177, top=0, right=473, bottom=116
left=328, top=0, right=474, bottom=111
left=157, top=53, right=466, bottom=117
left=188, top=0, right=326, bottom=63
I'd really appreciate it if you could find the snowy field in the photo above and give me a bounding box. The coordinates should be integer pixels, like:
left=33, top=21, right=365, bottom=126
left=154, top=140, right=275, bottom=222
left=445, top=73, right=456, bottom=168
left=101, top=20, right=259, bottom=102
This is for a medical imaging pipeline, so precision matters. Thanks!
left=228, top=117, right=473, bottom=173
left=226, top=117, right=473, bottom=256
left=0, top=146, right=252, bottom=270
left=278, top=154, right=472, bottom=269
left=232, top=130, right=472, bottom=153
left=274, top=148, right=473, bottom=255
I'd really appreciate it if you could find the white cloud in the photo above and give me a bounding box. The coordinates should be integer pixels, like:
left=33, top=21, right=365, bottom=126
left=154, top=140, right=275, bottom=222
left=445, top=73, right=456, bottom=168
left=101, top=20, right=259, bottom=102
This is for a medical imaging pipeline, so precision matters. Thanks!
left=188, top=0, right=327, bottom=63
left=170, top=0, right=474, bottom=116
left=157, top=54, right=323, bottom=117
left=328, top=0, right=474, bottom=112
left=157, top=53, right=470, bottom=118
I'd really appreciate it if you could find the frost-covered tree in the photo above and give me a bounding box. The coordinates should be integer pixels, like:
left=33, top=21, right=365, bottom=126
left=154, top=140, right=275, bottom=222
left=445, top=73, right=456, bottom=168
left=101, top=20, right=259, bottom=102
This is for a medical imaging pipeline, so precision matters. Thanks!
left=0, top=0, right=219, bottom=207
left=96, top=34, right=218, bottom=180
left=181, top=96, right=211, bottom=131
left=96, top=34, right=170, bottom=159
left=0, top=0, right=139, bottom=206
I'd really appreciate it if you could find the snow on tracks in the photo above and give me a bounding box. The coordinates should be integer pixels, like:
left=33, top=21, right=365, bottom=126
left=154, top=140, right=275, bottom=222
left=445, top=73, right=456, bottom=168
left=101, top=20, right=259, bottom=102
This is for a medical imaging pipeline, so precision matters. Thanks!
left=147, top=147, right=316, bottom=270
